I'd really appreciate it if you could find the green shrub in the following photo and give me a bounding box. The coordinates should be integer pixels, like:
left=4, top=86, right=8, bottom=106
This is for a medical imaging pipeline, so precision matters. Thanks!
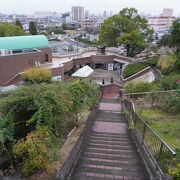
left=157, top=54, right=177, bottom=75
left=158, top=93, right=180, bottom=113
left=124, top=81, right=153, bottom=93
left=22, top=68, right=51, bottom=84
left=123, top=63, right=148, bottom=78
left=169, top=164, right=180, bottom=180
left=0, top=80, right=100, bottom=176
left=13, top=126, right=51, bottom=176
left=146, top=56, right=159, bottom=67
left=157, top=74, right=180, bottom=90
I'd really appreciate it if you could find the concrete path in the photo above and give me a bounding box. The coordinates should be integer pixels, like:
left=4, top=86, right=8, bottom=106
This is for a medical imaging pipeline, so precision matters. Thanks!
left=70, top=88, right=149, bottom=180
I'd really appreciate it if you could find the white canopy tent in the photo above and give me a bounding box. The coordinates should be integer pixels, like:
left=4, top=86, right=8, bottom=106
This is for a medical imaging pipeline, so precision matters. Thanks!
left=72, top=65, right=94, bottom=78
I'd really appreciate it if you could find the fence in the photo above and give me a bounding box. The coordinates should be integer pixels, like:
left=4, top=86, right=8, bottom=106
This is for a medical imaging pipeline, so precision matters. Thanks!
left=124, top=98, right=176, bottom=174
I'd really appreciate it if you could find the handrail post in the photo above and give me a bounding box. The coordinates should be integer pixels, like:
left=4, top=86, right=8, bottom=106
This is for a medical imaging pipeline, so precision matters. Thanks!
left=156, top=142, right=163, bottom=170
left=142, top=124, right=147, bottom=145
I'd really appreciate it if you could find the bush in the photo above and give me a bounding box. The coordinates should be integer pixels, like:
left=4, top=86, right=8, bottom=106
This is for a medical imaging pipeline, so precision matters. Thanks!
left=157, top=54, right=177, bottom=74
left=124, top=81, right=153, bottom=93
left=22, top=68, right=51, bottom=84
left=158, top=92, right=180, bottom=113
left=146, top=56, right=159, bottom=67
left=0, top=80, right=100, bottom=176
left=13, top=126, right=51, bottom=176
left=169, top=164, right=180, bottom=180
left=123, top=63, right=148, bottom=78
left=156, top=74, right=180, bottom=90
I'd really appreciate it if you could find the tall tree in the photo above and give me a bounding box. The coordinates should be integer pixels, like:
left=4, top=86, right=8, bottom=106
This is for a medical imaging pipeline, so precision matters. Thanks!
left=15, top=19, right=23, bottom=29
left=0, top=22, right=25, bottom=37
left=171, top=19, right=180, bottom=51
left=99, top=8, right=153, bottom=57
left=29, top=21, right=37, bottom=35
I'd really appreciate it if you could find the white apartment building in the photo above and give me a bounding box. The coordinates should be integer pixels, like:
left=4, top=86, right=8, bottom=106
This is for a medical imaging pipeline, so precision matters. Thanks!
left=71, top=6, right=85, bottom=22
left=148, top=9, right=176, bottom=32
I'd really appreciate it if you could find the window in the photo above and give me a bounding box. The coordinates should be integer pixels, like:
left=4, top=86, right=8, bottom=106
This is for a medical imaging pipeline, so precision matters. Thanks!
left=45, top=54, right=49, bottom=62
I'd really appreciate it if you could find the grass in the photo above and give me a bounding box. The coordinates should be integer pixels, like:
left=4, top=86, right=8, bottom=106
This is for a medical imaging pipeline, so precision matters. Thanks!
left=123, top=63, right=148, bottom=78
left=137, top=108, right=180, bottom=153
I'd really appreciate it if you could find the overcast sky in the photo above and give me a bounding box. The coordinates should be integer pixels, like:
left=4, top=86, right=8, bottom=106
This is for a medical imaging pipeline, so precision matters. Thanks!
left=0, top=0, right=180, bottom=16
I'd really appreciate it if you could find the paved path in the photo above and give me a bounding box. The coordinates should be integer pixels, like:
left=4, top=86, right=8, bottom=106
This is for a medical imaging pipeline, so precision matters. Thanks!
left=70, top=89, right=149, bottom=180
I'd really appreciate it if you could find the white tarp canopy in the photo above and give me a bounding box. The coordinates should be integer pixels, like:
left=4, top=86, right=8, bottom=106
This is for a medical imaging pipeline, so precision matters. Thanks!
left=72, top=65, right=94, bottom=78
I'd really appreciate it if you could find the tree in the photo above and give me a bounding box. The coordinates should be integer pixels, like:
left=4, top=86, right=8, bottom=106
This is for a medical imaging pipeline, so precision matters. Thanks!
left=157, top=34, right=172, bottom=47
left=29, top=21, right=37, bottom=35
left=0, top=22, right=25, bottom=37
left=99, top=8, right=153, bottom=57
left=171, top=19, right=180, bottom=51
left=15, top=19, right=23, bottom=29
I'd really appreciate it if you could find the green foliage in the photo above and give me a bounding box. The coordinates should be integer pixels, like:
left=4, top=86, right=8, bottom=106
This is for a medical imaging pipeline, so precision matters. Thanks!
left=15, top=19, right=23, bottom=29
left=169, top=164, right=180, bottom=180
left=99, top=8, right=153, bottom=57
left=0, top=114, right=14, bottom=144
left=157, top=34, right=172, bottom=47
left=47, top=27, right=66, bottom=34
left=66, top=80, right=100, bottom=113
left=13, top=126, right=51, bottom=176
left=22, top=68, right=52, bottom=84
left=123, top=63, right=148, bottom=78
left=124, top=81, right=153, bottom=93
left=75, top=37, right=97, bottom=46
left=138, top=108, right=180, bottom=175
left=155, top=74, right=180, bottom=90
left=171, top=19, right=180, bottom=51
left=157, top=54, right=177, bottom=74
left=61, top=23, right=75, bottom=30
left=157, top=19, right=180, bottom=51
left=29, top=21, right=37, bottom=35
left=0, top=22, right=25, bottom=37
left=146, top=56, right=159, bottom=67
left=158, top=93, right=180, bottom=113
left=0, top=80, right=100, bottom=176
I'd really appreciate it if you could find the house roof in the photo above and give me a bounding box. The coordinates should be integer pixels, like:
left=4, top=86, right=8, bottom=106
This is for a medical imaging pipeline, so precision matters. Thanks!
left=72, top=65, right=94, bottom=78
left=0, top=35, right=49, bottom=50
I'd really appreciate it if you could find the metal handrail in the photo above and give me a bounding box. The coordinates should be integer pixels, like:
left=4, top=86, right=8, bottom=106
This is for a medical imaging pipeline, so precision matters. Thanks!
left=124, top=98, right=176, bottom=173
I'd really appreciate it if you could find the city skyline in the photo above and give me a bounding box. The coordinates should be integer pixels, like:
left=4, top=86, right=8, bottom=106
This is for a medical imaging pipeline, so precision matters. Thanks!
left=0, top=0, right=180, bottom=16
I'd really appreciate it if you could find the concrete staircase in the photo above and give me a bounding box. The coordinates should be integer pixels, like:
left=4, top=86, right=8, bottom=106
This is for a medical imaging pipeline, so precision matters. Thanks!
left=70, top=88, right=149, bottom=180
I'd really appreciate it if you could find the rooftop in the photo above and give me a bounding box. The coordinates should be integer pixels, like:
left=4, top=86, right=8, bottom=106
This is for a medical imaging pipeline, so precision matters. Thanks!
left=0, top=35, right=49, bottom=50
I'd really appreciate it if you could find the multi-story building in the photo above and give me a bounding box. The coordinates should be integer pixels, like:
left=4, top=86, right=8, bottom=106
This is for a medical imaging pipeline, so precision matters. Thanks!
left=0, top=35, right=63, bottom=86
left=148, top=8, right=176, bottom=32
left=71, top=6, right=85, bottom=22
left=82, top=17, right=94, bottom=29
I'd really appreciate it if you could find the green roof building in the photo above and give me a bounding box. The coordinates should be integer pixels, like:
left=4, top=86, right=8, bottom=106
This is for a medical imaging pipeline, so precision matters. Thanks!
left=0, top=35, right=49, bottom=50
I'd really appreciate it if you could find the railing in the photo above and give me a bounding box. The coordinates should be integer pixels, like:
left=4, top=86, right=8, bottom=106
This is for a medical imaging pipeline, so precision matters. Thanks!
left=124, top=98, right=176, bottom=174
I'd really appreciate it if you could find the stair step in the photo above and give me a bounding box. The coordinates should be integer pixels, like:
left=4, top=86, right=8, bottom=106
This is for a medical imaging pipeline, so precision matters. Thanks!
left=75, top=166, right=148, bottom=178
left=87, top=143, right=134, bottom=150
left=89, top=139, right=132, bottom=146
left=72, top=172, right=146, bottom=180
left=94, top=118, right=126, bottom=123
left=82, top=153, right=141, bottom=163
left=78, top=163, right=144, bottom=174
left=80, top=158, right=144, bottom=170
left=90, top=132, right=130, bottom=138
left=96, top=111, right=124, bottom=120
left=84, top=147, right=137, bottom=156
left=89, top=136, right=130, bottom=142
